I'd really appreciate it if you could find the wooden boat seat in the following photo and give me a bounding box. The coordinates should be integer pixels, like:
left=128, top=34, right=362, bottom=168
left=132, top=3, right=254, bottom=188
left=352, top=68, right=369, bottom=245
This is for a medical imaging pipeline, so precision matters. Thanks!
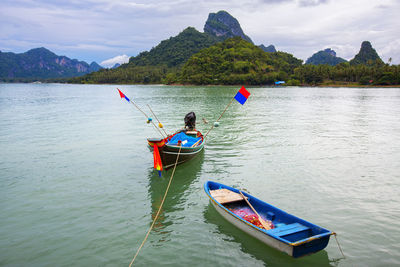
left=185, top=130, right=198, bottom=135
left=210, top=189, right=247, bottom=204
left=267, top=223, right=309, bottom=237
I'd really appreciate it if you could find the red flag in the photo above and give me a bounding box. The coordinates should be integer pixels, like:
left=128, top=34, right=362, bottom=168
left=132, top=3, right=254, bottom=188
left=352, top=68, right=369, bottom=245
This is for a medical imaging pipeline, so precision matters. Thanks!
left=234, top=86, right=250, bottom=105
left=117, top=88, right=130, bottom=102
left=153, top=144, right=163, bottom=176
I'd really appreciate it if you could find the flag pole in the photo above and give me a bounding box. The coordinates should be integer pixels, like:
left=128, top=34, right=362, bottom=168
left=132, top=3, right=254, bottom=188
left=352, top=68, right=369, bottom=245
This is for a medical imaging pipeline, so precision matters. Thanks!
left=203, top=86, right=250, bottom=141
left=117, top=88, right=166, bottom=138
left=147, top=104, right=168, bottom=136
left=203, top=97, right=234, bottom=140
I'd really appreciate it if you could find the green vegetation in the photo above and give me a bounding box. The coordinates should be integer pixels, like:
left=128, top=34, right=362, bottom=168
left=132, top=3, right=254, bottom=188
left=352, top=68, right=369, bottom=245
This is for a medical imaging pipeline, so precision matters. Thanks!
left=69, top=65, right=172, bottom=84
left=0, top=48, right=101, bottom=80
left=306, top=48, right=347, bottom=66
left=70, top=36, right=400, bottom=86
left=69, top=27, right=220, bottom=84
left=170, top=37, right=302, bottom=85
left=350, top=41, right=383, bottom=66
left=204, top=11, right=253, bottom=44
left=129, top=27, right=220, bottom=67
left=292, top=62, right=400, bottom=86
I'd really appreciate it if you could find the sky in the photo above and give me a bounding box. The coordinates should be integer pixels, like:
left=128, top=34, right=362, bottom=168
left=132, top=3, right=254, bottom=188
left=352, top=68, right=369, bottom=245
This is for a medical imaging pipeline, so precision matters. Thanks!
left=1, top=0, right=399, bottom=67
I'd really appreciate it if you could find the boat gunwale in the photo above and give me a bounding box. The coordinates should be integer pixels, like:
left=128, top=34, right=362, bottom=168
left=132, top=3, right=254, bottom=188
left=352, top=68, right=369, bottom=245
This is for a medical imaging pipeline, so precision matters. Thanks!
left=164, top=141, right=204, bottom=150
left=204, top=181, right=332, bottom=246
left=148, top=130, right=205, bottom=150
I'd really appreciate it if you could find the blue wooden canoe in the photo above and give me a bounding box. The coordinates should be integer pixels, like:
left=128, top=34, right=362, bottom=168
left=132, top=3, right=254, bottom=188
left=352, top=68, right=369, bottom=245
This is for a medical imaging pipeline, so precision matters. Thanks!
left=204, top=181, right=333, bottom=258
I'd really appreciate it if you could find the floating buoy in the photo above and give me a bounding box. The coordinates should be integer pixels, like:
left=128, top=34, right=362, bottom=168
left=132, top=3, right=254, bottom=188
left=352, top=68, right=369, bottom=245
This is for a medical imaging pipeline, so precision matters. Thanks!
left=158, top=122, right=163, bottom=128
left=147, top=117, right=153, bottom=124
left=214, top=122, right=220, bottom=127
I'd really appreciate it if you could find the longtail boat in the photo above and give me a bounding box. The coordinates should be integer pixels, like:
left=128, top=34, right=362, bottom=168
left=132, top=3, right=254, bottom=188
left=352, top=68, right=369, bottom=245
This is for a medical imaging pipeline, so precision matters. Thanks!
left=204, top=181, right=333, bottom=258
left=148, top=130, right=204, bottom=169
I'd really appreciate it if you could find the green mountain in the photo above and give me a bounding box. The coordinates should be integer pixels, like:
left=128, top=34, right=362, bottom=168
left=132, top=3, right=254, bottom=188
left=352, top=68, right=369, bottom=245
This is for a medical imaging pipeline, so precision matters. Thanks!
left=350, top=41, right=383, bottom=66
left=71, top=27, right=221, bottom=84
left=306, top=48, right=347, bottom=66
left=259, top=44, right=277, bottom=53
left=73, top=11, right=287, bottom=84
left=0, top=47, right=102, bottom=81
left=204, top=10, right=253, bottom=44
left=89, top=61, right=103, bottom=72
left=173, top=37, right=302, bottom=85
left=129, top=27, right=219, bottom=67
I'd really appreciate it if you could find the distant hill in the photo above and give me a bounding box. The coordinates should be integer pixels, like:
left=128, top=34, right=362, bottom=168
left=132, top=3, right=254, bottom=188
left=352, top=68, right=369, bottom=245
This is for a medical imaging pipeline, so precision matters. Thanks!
left=71, top=27, right=221, bottom=84
left=306, top=48, right=347, bottom=66
left=111, top=63, right=121, bottom=69
left=129, top=27, right=220, bottom=67
left=350, top=41, right=383, bottom=66
left=204, top=10, right=253, bottom=44
left=173, top=37, right=302, bottom=85
left=259, top=44, right=277, bottom=53
left=72, top=11, right=304, bottom=85
left=0, top=47, right=102, bottom=80
left=89, top=61, right=103, bottom=72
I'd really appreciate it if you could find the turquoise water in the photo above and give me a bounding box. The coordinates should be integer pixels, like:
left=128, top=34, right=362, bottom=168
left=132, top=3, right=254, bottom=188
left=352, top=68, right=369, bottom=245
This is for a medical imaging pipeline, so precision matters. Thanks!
left=1, top=83, right=399, bottom=266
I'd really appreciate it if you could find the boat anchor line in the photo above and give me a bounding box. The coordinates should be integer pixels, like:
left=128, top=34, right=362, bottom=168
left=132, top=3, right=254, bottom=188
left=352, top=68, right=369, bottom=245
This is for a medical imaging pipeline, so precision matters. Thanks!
left=333, top=232, right=346, bottom=259
left=129, top=145, right=182, bottom=267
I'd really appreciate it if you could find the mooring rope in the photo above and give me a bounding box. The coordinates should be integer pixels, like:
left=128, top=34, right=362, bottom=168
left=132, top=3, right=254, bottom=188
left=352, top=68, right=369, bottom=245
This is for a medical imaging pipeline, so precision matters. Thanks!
left=129, top=144, right=182, bottom=267
left=332, top=232, right=346, bottom=259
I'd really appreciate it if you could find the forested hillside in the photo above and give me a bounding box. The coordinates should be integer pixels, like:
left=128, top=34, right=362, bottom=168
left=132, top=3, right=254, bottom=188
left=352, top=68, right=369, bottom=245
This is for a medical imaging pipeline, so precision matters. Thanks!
left=70, top=27, right=220, bottom=84
left=129, top=27, right=220, bottom=67
left=168, top=37, right=302, bottom=85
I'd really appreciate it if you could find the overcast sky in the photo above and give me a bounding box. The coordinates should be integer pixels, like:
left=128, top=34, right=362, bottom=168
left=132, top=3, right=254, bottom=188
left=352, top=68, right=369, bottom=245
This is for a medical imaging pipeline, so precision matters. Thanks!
left=1, top=0, right=399, bottom=67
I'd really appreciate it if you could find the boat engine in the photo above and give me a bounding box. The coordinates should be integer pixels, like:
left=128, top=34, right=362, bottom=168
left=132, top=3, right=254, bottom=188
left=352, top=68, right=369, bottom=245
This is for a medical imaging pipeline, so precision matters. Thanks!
left=184, top=111, right=196, bottom=131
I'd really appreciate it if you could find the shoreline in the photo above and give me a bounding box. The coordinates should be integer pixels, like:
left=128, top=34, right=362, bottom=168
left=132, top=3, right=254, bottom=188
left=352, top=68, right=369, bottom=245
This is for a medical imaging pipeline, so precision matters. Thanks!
left=2, top=81, right=400, bottom=88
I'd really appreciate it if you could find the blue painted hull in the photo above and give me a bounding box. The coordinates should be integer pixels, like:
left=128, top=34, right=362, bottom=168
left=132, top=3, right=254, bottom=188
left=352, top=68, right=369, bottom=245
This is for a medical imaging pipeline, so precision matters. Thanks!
left=204, top=181, right=332, bottom=258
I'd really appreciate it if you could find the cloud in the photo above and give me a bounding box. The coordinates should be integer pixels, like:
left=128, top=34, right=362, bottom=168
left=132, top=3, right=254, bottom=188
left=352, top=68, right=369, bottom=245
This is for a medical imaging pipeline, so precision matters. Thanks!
left=100, top=54, right=130, bottom=68
left=298, top=0, right=328, bottom=7
left=1, top=0, right=399, bottom=64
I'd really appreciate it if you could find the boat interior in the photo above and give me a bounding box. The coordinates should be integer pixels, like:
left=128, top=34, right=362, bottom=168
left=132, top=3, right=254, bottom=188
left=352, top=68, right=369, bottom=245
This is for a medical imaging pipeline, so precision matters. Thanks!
left=210, top=188, right=319, bottom=243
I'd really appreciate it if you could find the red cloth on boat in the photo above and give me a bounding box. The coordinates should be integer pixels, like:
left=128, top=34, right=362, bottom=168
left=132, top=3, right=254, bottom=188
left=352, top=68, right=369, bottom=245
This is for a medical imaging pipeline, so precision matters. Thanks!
left=228, top=207, right=274, bottom=229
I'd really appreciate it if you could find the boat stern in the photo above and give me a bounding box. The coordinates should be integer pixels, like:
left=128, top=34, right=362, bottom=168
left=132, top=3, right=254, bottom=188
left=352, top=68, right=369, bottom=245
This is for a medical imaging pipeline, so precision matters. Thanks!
left=291, top=233, right=331, bottom=258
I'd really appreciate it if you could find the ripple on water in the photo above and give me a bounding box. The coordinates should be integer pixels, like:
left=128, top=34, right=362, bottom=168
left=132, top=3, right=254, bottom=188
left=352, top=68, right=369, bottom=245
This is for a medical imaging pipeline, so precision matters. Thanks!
left=1, top=84, right=400, bottom=266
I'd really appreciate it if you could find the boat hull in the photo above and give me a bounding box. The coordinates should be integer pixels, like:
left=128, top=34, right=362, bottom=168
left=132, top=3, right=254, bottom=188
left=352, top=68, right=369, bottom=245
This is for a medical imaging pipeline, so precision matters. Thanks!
left=159, top=143, right=204, bottom=169
left=205, top=181, right=332, bottom=258
left=147, top=131, right=204, bottom=169
left=210, top=199, right=294, bottom=256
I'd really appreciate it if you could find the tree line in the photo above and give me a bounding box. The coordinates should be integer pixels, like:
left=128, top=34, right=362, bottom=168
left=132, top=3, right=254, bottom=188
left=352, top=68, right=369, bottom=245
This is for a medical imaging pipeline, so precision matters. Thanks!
left=68, top=37, right=400, bottom=86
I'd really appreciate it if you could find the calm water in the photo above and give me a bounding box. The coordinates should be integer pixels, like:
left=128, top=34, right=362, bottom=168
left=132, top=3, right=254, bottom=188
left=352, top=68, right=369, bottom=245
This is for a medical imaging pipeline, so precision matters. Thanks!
left=1, top=83, right=399, bottom=266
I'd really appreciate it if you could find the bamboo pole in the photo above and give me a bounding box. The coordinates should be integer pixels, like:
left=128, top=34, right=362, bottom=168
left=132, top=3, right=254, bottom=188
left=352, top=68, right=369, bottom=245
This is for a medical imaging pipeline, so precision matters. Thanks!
left=117, top=88, right=165, bottom=138
left=239, top=191, right=271, bottom=230
left=190, top=137, right=202, bottom=148
left=147, top=104, right=168, bottom=136
left=203, top=97, right=234, bottom=140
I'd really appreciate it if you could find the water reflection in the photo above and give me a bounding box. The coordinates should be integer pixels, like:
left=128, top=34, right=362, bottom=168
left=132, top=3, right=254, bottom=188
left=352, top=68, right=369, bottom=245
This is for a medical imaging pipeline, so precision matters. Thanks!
left=203, top=204, right=335, bottom=267
left=146, top=151, right=204, bottom=237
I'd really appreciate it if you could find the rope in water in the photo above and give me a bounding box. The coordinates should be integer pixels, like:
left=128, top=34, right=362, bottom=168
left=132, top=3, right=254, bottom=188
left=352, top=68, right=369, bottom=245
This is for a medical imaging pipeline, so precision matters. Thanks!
left=128, top=144, right=182, bottom=267
left=332, top=232, right=346, bottom=259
